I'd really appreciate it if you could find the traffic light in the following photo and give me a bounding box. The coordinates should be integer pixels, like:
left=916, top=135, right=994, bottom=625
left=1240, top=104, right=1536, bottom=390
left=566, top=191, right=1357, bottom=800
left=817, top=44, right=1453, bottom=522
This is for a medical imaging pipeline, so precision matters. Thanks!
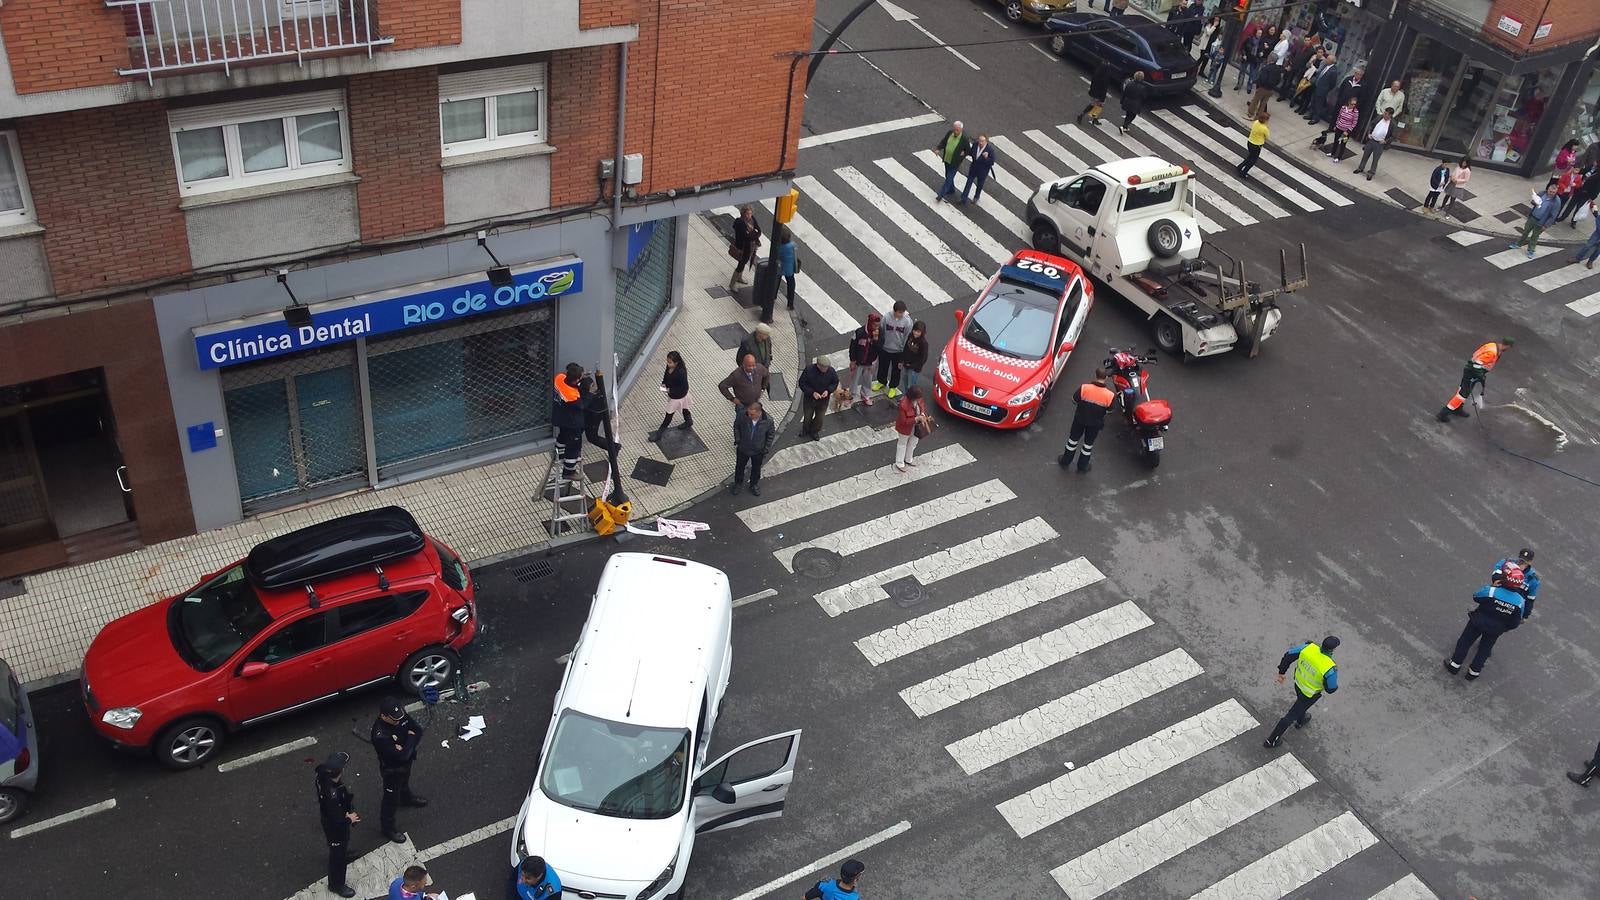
left=1234, top=0, right=1249, bottom=19
left=775, top=188, right=800, bottom=224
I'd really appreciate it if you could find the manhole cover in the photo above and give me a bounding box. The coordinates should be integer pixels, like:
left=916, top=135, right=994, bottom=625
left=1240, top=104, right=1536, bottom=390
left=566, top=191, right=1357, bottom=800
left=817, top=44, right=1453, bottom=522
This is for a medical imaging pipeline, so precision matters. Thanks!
left=511, top=559, right=557, bottom=583
left=792, top=548, right=842, bottom=579
left=884, top=578, right=927, bottom=608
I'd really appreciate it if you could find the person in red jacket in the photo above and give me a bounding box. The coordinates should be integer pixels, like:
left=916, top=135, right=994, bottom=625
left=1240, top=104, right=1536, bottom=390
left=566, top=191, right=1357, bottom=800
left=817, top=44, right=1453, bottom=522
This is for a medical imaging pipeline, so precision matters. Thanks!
left=847, top=312, right=882, bottom=407
left=893, top=386, right=931, bottom=472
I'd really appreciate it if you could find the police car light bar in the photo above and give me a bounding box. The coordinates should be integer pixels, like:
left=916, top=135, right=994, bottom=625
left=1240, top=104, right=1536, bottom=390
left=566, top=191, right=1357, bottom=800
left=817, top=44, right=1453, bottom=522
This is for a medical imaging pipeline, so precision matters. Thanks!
left=1127, top=164, right=1190, bottom=186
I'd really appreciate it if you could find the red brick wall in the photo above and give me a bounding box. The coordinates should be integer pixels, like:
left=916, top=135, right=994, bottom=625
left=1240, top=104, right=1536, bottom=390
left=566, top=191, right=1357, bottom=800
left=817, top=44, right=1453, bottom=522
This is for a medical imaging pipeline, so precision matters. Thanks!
left=579, top=0, right=640, bottom=30
left=15, top=102, right=192, bottom=297
left=1483, top=0, right=1600, bottom=53
left=0, top=0, right=127, bottom=94
left=348, top=68, right=445, bottom=241
left=384, top=0, right=463, bottom=51
left=548, top=44, right=619, bottom=208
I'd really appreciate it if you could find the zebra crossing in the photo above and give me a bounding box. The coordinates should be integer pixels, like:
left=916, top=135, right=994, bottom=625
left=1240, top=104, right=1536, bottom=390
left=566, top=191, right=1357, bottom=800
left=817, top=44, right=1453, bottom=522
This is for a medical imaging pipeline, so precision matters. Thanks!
left=1444, top=226, right=1600, bottom=317
left=716, top=104, right=1360, bottom=341
left=741, top=426, right=1439, bottom=898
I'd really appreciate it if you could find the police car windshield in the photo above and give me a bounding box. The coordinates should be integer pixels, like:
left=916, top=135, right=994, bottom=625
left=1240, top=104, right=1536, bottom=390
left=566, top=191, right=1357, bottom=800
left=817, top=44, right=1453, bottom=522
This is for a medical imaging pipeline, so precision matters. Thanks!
left=541, top=709, right=691, bottom=820
left=170, top=564, right=272, bottom=671
left=963, top=285, right=1057, bottom=361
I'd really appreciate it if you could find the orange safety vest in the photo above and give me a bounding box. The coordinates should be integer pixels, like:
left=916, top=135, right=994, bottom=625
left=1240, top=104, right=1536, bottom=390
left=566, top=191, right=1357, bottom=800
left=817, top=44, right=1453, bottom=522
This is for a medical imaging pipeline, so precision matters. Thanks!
left=1079, top=382, right=1115, bottom=407
left=1468, top=342, right=1499, bottom=372
left=553, top=373, right=580, bottom=402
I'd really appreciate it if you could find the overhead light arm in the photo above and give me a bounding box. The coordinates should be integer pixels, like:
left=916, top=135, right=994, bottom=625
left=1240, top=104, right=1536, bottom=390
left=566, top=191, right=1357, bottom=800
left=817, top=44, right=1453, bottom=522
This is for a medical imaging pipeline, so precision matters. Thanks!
left=278, top=269, right=313, bottom=329
left=477, top=231, right=515, bottom=288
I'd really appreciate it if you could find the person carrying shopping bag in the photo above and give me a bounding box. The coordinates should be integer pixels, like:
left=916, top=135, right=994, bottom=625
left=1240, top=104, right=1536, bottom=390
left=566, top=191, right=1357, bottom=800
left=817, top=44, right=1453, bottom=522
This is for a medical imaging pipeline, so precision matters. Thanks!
left=893, top=386, right=933, bottom=473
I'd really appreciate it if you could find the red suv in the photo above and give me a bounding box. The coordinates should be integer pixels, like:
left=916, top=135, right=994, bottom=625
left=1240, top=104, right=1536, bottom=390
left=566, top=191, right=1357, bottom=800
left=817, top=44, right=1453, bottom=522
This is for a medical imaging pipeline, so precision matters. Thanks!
left=81, top=506, right=477, bottom=770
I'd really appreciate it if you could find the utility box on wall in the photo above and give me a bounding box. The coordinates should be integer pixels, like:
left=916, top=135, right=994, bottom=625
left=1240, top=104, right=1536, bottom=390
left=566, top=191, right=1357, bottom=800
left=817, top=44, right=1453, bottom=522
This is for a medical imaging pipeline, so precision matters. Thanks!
left=622, top=154, right=643, bottom=185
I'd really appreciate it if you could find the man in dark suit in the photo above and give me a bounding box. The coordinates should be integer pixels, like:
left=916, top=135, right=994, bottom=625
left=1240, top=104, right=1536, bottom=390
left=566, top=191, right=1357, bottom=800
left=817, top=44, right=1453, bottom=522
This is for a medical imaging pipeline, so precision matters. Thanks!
left=1165, top=0, right=1204, bottom=52
left=933, top=120, right=972, bottom=203
left=960, top=134, right=997, bottom=205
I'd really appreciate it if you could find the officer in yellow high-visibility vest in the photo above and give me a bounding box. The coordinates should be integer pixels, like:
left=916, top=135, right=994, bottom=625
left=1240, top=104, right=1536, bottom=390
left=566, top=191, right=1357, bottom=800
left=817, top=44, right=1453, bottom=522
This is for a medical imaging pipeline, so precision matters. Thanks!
left=1263, top=635, right=1341, bottom=749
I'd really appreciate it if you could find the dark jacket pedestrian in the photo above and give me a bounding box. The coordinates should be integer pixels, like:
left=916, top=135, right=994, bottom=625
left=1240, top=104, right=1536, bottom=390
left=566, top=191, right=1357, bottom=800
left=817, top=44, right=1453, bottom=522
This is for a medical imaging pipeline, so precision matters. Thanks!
left=718, top=357, right=770, bottom=412
left=1118, top=73, right=1150, bottom=133
left=729, top=205, right=762, bottom=288
left=737, top=324, right=774, bottom=369
left=1423, top=160, right=1451, bottom=211
left=797, top=357, right=839, bottom=440
left=316, top=752, right=360, bottom=898
left=1307, top=59, right=1340, bottom=121
left=371, top=698, right=426, bottom=843
left=899, top=321, right=930, bottom=394
left=1078, top=64, right=1115, bottom=124
left=1561, top=165, right=1600, bottom=225
left=730, top=403, right=775, bottom=496
left=962, top=136, right=997, bottom=204
left=1248, top=62, right=1284, bottom=118
left=1332, top=71, right=1364, bottom=119
left=1447, top=572, right=1528, bottom=679
left=846, top=313, right=882, bottom=405
left=552, top=366, right=586, bottom=480
left=650, top=351, right=692, bottom=440
left=776, top=225, right=798, bottom=310
left=1263, top=636, right=1341, bottom=748
left=1058, top=372, right=1115, bottom=473
left=934, top=124, right=973, bottom=201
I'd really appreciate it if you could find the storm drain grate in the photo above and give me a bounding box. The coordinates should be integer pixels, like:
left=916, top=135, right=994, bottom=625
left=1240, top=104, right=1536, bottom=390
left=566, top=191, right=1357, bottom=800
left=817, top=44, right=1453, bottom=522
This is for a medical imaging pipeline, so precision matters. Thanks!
left=511, top=559, right=558, bottom=583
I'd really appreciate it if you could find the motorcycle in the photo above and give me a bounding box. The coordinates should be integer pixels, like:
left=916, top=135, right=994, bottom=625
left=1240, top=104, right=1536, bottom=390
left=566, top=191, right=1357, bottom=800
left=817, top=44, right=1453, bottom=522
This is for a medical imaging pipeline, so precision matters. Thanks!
left=1104, top=348, right=1172, bottom=469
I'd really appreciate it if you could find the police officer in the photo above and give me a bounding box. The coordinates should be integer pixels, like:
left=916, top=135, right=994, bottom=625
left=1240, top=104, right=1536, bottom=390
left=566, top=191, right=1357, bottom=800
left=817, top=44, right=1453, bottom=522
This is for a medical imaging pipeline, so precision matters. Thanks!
left=515, top=856, right=563, bottom=899
left=314, top=751, right=360, bottom=898
left=1058, top=369, right=1115, bottom=473
left=803, top=858, right=864, bottom=899
left=1494, top=548, right=1540, bottom=617
left=1263, top=636, right=1340, bottom=749
left=371, top=697, right=427, bottom=843
left=1446, top=566, right=1527, bottom=680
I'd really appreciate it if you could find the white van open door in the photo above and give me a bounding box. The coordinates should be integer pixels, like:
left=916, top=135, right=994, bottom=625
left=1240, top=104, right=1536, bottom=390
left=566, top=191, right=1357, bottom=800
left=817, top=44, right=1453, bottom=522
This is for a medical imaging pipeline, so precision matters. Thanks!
left=691, top=729, right=802, bottom=834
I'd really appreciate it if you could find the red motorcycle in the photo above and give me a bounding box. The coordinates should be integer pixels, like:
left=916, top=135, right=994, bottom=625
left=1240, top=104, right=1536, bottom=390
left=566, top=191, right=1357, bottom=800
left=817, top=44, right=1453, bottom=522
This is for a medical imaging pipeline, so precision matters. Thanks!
left=1104, top=348, right=1172, bottom=469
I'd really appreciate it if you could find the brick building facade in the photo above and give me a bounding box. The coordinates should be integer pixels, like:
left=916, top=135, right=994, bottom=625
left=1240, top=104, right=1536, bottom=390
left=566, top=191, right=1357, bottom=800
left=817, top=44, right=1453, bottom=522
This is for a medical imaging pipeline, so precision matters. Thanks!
left=0, top=0, right=812, bottom=577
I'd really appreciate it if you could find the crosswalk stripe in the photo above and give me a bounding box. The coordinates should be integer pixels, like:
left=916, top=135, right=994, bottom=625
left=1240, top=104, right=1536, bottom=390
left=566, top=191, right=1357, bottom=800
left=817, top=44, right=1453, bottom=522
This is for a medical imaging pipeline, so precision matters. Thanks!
left=1022, top=127, right=1094, bottom=172
left=1447, top=230, right=1493, bottom=245
left=856, top=557, right=1105, bottom=666
left=815, top=517, right=1058, bottom=617
left=786, top=210, right=898, bottom=318
left=1367, top=873, right=1440, bottom=900
left=898, top=600, right=1149, bottom=715
left=998, top=699, right=1257, bottom=838
left=876, top=157, right=1014, bottom=266
left=912, top=152, right=1032, bottom=242
left=798, top=112, right=945, bottom=149
left=773, top=479, right=1015, bottom=572
left=736, top=443, right=975, bottom=532
left=1056, top=123, right=1249, bottom=230
left=1049, top=754, right=1319, bottom=900
left=792, top=271, right=863, bottom=335
left=836, top=165, right=988, bottom=292
left=1187, top=810, right=1378, bottom=900
left=1144, top=108, right=1322, bottom=212
left=1524, top=259, right=1599, bottom=292
left=1567, top=290, right=1600, bottom=316
left=762, top=425, right=899, bottom=479
left=1135, top=111, right=1292, bottom=219
left=989, top=134, right=1062, bottom=184
left=947, top=648, right=1202, bottom=774
left=1178, top=109, right=1353, bottom=207
left=1484, top=244, right=1561, bottom=269
left=1079, top=123, right=1228, bottom=234
left=795, top=174, right=952, bottom=306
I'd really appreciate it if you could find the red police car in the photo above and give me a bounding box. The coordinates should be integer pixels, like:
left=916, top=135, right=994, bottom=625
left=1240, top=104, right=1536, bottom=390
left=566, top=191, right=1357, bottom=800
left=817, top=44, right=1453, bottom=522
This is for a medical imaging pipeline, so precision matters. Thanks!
left=81, top=507, right=477, bottom=770
left=934, top=249, right=1093, bottom=428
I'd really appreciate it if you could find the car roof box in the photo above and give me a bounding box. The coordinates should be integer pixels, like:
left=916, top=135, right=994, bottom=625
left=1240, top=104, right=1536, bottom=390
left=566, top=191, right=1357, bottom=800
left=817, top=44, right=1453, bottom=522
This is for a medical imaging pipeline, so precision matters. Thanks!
left=246, top=506, right=426, bottom=591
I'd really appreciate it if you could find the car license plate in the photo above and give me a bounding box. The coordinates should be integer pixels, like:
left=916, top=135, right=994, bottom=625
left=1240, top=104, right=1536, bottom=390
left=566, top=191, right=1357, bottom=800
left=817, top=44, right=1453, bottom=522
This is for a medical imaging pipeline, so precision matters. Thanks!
left=957, top=399, right=991, bottom=414
left=1145, top=437, right=1164, bottom=451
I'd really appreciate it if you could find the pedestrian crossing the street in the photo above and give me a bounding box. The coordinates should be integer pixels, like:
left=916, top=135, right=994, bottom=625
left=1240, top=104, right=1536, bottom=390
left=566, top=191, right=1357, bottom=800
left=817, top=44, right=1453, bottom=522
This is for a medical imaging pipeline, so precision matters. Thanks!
left=728, top=429, right=1440, bottom=898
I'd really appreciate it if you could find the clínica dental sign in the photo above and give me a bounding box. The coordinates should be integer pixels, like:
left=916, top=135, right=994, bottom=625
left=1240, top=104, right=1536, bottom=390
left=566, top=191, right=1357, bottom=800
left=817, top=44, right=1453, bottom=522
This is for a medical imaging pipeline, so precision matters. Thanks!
left=193, top=257, right=582, bottom=370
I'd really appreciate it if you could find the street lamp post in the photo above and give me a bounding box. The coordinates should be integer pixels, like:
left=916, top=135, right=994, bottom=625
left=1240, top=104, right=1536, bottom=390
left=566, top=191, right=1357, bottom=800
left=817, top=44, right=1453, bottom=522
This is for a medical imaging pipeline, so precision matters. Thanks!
left=1207, top=8, right=1245, bottom=99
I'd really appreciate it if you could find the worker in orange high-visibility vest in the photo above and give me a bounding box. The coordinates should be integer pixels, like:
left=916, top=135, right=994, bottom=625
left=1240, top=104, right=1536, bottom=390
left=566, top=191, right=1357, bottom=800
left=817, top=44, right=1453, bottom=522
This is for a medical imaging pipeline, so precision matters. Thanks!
left=1059, top=369, right=1116, bottom=473
left=1437, top=338, right=1513, bottom=422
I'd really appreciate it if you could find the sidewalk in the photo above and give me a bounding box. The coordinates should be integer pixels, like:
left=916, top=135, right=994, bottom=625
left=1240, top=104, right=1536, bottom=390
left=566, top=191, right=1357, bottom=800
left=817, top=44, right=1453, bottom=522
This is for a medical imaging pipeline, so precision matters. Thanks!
left=0, top=213, right=801, bottom=688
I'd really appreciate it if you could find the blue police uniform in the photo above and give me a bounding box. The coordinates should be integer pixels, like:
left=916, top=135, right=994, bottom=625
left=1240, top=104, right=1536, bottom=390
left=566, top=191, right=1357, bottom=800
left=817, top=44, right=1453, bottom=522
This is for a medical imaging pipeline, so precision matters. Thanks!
left=1448, top=583, right=1526, bottom=677
left=804, top=878, right=860, bottom=900
left=515, top=866, right=562, bottom=899
left=1493, top=558, right=1540, bottom=615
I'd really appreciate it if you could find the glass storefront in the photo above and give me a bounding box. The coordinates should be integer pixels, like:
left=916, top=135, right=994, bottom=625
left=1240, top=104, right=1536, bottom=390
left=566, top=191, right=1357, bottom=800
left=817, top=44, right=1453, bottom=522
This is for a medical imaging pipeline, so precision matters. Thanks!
left=1392, top=30, right=1562, bottom=167
left=1550, top=67, right=1600, bottom=164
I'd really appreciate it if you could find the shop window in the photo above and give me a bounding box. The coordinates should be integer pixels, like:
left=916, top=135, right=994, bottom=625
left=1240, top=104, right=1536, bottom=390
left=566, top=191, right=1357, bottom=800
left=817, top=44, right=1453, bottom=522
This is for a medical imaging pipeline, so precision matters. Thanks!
left=0, top=131, right=34, bottom=225
left=1395, top=35, right=1463, bottom=151
left=615, top=218, right=678, bottom=371
left=1551, top=69, right=1600, bottom=165
left=168, top=90, right=351, bottom=196
left=1469, top=69, right=1560, bottom=165
left=439, top=64, right=547, bottom=156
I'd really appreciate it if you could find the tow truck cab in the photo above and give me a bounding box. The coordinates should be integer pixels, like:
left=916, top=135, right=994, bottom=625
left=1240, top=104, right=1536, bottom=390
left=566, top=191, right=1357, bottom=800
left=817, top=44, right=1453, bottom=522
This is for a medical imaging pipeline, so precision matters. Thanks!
left=1025, top=158, right=1202, bottom=283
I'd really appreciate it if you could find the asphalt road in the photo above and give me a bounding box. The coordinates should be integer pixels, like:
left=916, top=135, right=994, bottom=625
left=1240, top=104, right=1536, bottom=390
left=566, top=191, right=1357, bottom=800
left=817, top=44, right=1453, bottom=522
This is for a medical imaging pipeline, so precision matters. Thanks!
left=9, top=2, right=1600, bottom=898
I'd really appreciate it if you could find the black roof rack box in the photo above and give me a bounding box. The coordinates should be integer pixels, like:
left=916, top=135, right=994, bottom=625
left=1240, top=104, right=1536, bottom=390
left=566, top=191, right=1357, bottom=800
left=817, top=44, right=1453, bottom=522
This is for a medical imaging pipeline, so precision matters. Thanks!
left=247, top=506, right=426, bottom=591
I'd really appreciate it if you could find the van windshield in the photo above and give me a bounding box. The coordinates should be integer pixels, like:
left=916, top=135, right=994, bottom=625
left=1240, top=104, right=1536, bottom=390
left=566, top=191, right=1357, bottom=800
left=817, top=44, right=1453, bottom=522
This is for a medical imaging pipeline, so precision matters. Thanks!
left=540, top=709, right=690, bottom=820
left=169, top=564, right=272, bottom=671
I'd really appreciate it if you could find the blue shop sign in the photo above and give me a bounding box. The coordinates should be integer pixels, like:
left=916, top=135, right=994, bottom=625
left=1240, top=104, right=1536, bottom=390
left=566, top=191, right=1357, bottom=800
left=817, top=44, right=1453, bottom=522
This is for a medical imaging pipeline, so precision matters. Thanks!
left=194, top=257, right=582, bottom=370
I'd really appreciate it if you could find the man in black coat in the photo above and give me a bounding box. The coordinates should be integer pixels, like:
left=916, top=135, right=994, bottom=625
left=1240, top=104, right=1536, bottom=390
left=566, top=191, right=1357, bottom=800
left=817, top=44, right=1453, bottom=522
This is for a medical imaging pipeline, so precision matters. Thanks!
left=1077, top=63, right=1115, bottom=126
left=371, top=697, right=427, bottom=844
left=315, top=751, right=360, bottom=898
left=731, top=401, right=776, bottom=496
left=1332, top=67, right=1365, bottom=124
left=1165, top=0, right=1204, bottom=51
left=551, top=363, right=587, bottom=484
left=1118, top=72, right=1150, bottom=135
left=797, top=356, right=839, bottom=441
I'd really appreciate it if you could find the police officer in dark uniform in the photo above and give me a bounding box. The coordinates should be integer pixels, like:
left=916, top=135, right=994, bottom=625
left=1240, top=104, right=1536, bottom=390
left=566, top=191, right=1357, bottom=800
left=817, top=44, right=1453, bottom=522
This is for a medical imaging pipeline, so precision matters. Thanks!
left=371, top=697, right=427, bottom=843
left=1058, top=369, right=1115, bottom=473
left=314, top=751, right=360, bottom=898
left=1445, top=566, right=1528, bottom=680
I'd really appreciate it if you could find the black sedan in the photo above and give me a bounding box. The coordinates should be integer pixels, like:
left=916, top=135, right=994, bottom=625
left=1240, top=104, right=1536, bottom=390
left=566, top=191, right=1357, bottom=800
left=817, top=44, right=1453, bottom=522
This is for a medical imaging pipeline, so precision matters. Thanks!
left=1044, top=12, right=1201, bottom=96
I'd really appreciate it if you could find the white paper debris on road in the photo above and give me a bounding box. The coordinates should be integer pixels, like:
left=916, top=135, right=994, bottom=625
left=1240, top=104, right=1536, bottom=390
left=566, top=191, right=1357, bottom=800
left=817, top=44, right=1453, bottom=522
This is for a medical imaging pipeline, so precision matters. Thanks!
left=624, top=517, right=710, bottom=539
left=459, top=715, right=487, bottom=741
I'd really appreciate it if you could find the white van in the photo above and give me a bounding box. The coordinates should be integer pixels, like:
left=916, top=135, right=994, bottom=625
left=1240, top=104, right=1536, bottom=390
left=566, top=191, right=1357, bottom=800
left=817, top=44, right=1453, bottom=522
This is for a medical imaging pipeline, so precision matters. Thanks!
left=510, top=553, right=801, bottom=899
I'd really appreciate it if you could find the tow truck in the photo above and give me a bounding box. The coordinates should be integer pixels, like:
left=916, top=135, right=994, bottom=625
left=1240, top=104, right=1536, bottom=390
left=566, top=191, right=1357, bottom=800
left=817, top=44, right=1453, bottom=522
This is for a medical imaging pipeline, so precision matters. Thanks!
left=1024, top=157, right=1308, bottom=359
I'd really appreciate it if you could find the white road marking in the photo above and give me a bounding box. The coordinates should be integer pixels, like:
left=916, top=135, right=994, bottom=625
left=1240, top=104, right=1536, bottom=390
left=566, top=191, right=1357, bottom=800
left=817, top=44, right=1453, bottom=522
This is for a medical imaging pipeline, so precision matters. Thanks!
left=877, top=157, right=1013, bottom=265
left=1179, top=110, right=1353, bottom=207
left=1524, top=259, right=1600, bottom=292
left=946, top=648, right=1202, bottom=774
left=793, top=270, right=864, bottom=335
left=786, top=209, right=899, bottom=317
left=217, top=735, right=317, bottom=773
left=856, top=557, right=1105, bottom=666
left=913, top=151, right=1031, bottom=242
left=901, top=600, right=1151, bottom=715
left=1367, top=873, right=1441, bottom=900
left=736, top=444, right=976, bottom=532
left=999, top=699, right=1257, bottom=838
left=798, top=113, right=944, bottom=149
left=1187, top=811, right=1378, bottom=900
left=979, top=10, right=1010, bottom=28
left=1022, top=127, right=1094, bottom=172
left=989, top=134, right=1062, bottom=183
left=1567, top=290, right=1600, bottom=316
left=1484, top=244, right=1562, bottom=268
left=1049, top=754, right=1319, bottom=900
left=763, top=425, right=899, bottom=478
left=723, top=819, right=913, bottom=900
left=1136, top=111, right=1293, bottom=218
left=837, top=165, right=988, bottom=291
left=9, top=798, right=116, bottom=839
left=1030, top=43, right=1060, bottom=63
left=1068, top=123, right=1228, bottom=234
left=286, top=813, right=515, bottom=899
left=815, top=517, right=1058, bottom=616
left=795, top=174, right=952, bottom=306
left=774, top=479, right=1014, bottom=571
left=1447, top=230, right=1493, bottom=246
left=878, top=0, right=979, bottom=69
left=417, top=814, right=518, bottom=859
left=733, top=588, right=778, bottom=608
left=1142, top=109, right=1323, bottom=213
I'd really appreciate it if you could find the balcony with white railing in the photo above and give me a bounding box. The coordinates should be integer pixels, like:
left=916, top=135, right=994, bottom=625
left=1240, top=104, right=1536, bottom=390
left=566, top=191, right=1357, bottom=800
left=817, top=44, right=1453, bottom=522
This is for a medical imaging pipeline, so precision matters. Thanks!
left=107, top=0, right=395, bottom=82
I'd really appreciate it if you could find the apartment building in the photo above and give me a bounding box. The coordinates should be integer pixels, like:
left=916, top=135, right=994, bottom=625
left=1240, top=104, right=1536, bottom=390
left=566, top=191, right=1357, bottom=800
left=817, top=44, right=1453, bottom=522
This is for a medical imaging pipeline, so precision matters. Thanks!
left=0, top=0, right=812, bottom=577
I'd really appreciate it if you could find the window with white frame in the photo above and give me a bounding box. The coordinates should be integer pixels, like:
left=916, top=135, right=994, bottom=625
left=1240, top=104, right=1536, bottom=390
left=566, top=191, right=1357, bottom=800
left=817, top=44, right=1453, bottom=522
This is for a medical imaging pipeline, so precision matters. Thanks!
left=168, top=90, right=351, bottom=196
left=0, top=131, right=34, bottom=224
left=439, top=64, right=547, bottom=156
